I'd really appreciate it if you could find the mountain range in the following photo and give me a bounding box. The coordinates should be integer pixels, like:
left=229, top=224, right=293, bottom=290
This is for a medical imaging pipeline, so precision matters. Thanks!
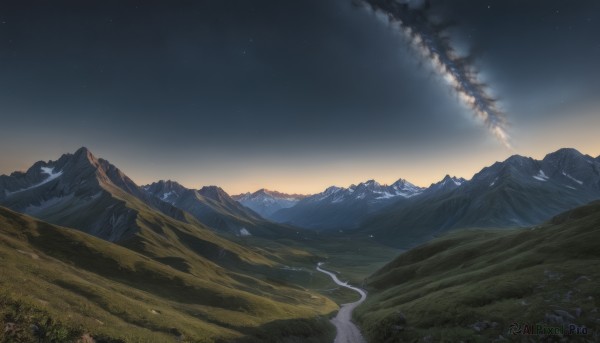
left=263, top=148, right=600, bottom=247
left=142, top=180, right=273, bottom=237
left=2, top=147, right=598, bottom=249
left=358, top=148, right=600, bottom=247
left=232, top=189, right=307, bottom=219
left=272, top=179, right=424, bottom=230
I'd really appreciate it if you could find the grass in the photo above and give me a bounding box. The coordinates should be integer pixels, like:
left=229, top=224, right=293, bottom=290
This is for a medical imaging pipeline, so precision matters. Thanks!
left=228, top=231, right=400, bottom=304
left=354, top=201, right=600, bottom=342
left=0, top=200, right=399, bottom=342
left=0, top=207, right=339, bottom=342
left=0, top=294, right=87, bottom=343
left=0, top=152, right=408, bottom=342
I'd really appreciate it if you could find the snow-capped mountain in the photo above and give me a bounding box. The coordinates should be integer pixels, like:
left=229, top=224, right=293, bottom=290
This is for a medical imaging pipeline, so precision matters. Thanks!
left=426, top=175, right=467, bottom=193
left=359, top=148, right=600, bottom=247
left=0, top=147, right=302, bottom=242
left=307, top=179, right=423, bottom=204
left=272, top=178, right=425, bottom=230
left=0, top=147, right=186, bottom=241
left=232, top=189, right=307, bottom=219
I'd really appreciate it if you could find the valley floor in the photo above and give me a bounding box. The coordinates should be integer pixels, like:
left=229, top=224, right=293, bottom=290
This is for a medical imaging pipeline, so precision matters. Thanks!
left=316, top=263, right=367, bottom=343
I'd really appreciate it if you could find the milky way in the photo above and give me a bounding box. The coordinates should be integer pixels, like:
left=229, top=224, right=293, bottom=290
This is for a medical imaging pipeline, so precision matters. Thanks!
left=362, top=0, right=511, bottom=148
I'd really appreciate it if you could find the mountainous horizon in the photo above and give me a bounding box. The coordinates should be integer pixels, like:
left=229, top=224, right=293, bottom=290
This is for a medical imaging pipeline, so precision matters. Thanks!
left=268, top=148, right=599, bottom=235
left=3, top=146, right=599, bottom=237
left=232, top=189, right=309, bottom=219
left=357, top=147, right=600, bottom=247
left=6, top=145, right=599, bottom=195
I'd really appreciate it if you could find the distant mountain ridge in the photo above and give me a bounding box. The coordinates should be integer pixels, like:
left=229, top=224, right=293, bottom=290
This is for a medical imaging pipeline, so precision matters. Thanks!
left=0, top=148, right=298, bottom=242
left=358, top=148, right=600, bottom=247
left=232, top=189, right=308, bottom=219
left=2, top=147, right=598, bottom=247
left=425, top=175, right=467, bottom=193
left=272, top=178, right=425, bottom=230
left=143, top=180, right=270, bottom=236
left=265, top=148, right=600, bottom=239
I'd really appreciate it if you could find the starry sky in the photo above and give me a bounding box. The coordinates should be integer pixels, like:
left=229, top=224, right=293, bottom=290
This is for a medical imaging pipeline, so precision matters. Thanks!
left=1, top=0, right=599, bottom=194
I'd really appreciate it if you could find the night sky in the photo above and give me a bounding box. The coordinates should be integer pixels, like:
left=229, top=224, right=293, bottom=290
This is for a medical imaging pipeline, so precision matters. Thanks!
left=1, top=0, right=600, bottom=194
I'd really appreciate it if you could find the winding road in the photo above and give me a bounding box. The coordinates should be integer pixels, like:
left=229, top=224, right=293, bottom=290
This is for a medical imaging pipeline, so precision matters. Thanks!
left=316, top=262, right=367, bottom=343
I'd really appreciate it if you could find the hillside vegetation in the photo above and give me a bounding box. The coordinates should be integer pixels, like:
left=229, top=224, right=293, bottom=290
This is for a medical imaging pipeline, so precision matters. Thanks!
left=0, top=207, right=338, bottom=342
left=355, top=201, right=600, bottom=342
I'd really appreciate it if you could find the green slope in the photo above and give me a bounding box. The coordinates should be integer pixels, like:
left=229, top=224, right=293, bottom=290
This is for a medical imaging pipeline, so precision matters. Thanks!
left=355, top=201, right=600, bottom=342
left=0, top=207, right=338, bottom=342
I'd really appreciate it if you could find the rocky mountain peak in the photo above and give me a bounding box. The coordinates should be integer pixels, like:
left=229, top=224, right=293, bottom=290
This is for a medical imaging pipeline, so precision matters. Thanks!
left=198, top=186, right=230, bottom=201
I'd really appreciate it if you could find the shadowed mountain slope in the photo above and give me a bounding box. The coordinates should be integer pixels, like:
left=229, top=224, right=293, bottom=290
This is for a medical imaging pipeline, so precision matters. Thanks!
left=357, top=148, right=600, bottom=248
left=142, top=180, right=302, bottom=239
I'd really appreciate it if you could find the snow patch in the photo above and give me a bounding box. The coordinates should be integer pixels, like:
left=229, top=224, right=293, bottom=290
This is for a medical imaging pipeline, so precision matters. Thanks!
left=239, top=228, right=251, bottom=237
left=7, top=166, right=63, bottom=195
left=37, top=167, right=63, bottom=186
left=533, top=170, right=549, bottom=182
left=161, top=191, right=174, bottom=200
left=562, top=172, right=583, bottom=185
left=375, top=191, right=395, bottom=199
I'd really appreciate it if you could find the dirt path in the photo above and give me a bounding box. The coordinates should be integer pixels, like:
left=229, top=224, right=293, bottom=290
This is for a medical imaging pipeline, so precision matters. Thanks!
left=316, top=262, right=367, bottom=343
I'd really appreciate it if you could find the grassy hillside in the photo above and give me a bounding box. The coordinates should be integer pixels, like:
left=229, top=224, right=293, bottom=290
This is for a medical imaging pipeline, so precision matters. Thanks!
left=0, top=207, right=339, bottom=342
left=355, top=201, right=600, bottom=342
